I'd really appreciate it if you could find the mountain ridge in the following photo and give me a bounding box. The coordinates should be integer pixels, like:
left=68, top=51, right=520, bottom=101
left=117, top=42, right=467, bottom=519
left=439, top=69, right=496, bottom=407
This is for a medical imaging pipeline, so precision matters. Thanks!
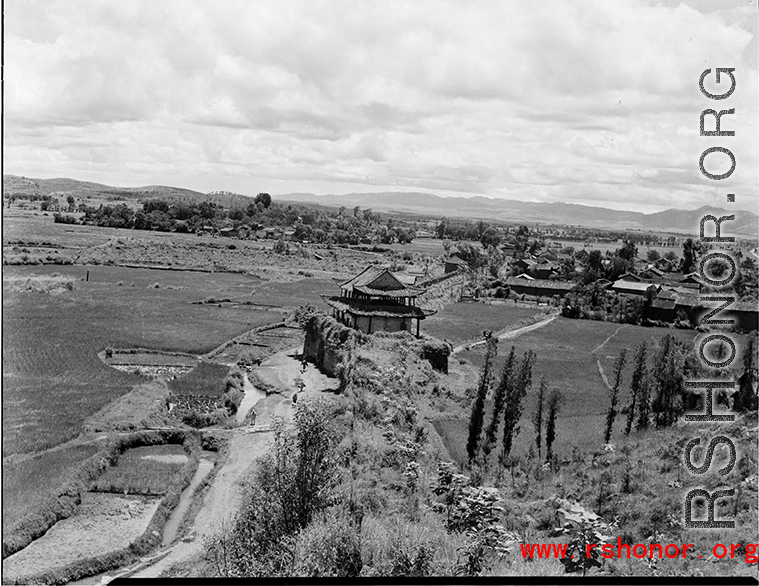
left=3, top=175, right=756, bottom=235
left=279, top=191, right=758, bottom=235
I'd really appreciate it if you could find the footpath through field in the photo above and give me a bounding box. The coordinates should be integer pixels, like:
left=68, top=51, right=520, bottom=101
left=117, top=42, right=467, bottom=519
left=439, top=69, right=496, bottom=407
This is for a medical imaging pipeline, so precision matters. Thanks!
left=450, top=311, right=559, bottom=355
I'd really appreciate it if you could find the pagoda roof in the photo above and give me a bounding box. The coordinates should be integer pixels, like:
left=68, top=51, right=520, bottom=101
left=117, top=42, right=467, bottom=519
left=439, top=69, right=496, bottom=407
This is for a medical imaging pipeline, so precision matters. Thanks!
left=339, top=266, right=420, bottom=298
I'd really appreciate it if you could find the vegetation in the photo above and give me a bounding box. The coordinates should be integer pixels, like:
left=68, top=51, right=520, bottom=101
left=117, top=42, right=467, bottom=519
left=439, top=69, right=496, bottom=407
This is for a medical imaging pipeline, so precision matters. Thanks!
left=91, top=446, right=187, bottom=495
left=532, top=377, right=547, bottom=461
left=2, top=266, right=280, bottom=456
left=603, top=349, right=628, bottom=444
left=625, top=342, right=648, bottom=435
left=206, top=400, right=339, bottom=577
left=2, top=429, right=196, bottom=559
left=499, top=350, right=536, bottom=464
left=467, top=332, right=496, bottom=463
left=544, top=389, right=562, bottom=463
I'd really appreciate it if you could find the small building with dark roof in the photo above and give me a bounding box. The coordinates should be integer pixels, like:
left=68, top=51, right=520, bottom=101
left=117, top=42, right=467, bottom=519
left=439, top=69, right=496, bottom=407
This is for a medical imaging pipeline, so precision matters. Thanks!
left=679, top=273, right=704, bottom=291
left=444, top=254, right=469, bottom=274
left=504, top=276, right=576, bottom=298
left=618, top=272, right=642, bottom=282
left=322, top=266, right=434, bottom=336
left=640, top=266, right=665, bottom=280
left=530, top=262, right=559, bottom=280
left=611, top=280, right=660, bottom=297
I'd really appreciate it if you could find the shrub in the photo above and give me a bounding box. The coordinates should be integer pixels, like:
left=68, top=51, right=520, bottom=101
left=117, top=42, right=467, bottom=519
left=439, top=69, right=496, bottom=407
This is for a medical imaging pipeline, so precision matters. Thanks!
left=206, top=400, right=339, bottom=577
left=292, top=508, right=362, bottom=577
left=556, top=501, right=612, bottom=576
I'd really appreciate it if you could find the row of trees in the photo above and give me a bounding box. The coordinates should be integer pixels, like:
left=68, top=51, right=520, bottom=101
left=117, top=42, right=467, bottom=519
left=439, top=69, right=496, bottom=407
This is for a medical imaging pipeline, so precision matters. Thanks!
left=53, top=193, right=422, bottom=245
left=466, top=333, right=563, bottom=473
left=603, top=333, right=758, bottom=446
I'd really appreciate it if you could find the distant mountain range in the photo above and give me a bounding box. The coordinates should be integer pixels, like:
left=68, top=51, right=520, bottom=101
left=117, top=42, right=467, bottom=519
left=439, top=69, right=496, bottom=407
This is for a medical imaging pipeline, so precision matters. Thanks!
left=4, top=175, right=756, bottom=236
left=280, top=191, right=758, bottom=236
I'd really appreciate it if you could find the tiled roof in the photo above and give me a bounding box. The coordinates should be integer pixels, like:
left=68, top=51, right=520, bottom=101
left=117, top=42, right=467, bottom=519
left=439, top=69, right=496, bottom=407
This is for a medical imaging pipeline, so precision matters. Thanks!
left=612, top=280, right=660, bottom=292
left=505, top=277, right=576, bottom=290
left=340, top=266, right=419, bottom=297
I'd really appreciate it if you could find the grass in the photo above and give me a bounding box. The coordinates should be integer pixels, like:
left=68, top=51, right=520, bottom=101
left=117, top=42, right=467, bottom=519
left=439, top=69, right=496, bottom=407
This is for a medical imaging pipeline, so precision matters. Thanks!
left=424, top=302, right=549, bottom=344
left=92, top=446, right=187, bottom=495
left=169, top=361, right=231, bottom=397
left=2, top=443, right=100, bottom=534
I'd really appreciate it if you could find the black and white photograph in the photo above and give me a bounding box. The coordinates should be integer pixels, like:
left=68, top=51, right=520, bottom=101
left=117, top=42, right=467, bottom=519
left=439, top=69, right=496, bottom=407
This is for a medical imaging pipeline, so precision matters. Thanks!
left=2, top=0, right=758, bottom=582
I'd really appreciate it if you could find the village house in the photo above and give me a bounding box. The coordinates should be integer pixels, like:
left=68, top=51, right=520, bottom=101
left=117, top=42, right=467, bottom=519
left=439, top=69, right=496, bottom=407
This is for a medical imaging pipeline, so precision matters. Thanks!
left=611, top=279, right=661, bottom=297
left=322, top=266, right=434, bottom=336
left=530, top=262, right=559, bottom=280
left=504, top=275, right=577, bottom=298
left=639, top=266, right=665, bottom=280
left=654, top=257, right=677, bottom=272
left=679, top=272, right=705, bottom=291
left=219, top=226, right=238, bottom=238
left=444, top=253, right=469, bottom=274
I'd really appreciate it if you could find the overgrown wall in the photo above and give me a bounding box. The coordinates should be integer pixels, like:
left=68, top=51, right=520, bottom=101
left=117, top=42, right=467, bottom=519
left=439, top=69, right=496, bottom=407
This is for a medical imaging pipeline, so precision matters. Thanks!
left=303, top=315, right=359, bottom=381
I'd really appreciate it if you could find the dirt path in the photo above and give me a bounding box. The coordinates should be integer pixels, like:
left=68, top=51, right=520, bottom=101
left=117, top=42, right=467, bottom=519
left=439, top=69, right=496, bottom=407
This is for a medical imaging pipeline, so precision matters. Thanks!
left=451, top=312, right=559, bottom=354
left=255, top=347, right=340, bottom=396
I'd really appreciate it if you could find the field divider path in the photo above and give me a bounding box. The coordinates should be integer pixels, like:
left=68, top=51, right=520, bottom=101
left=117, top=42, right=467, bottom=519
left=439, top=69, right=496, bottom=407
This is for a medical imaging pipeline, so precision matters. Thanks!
left=590, top=323, right=628, bottom=391
left=202, top=321, right=290, bottom=361
left=451, top=311, right=559, bottom=355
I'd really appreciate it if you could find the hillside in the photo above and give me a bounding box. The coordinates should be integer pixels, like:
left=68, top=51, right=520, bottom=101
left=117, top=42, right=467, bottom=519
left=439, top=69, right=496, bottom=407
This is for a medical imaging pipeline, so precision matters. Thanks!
left=2, top=175, right=253, bottom=208
left=279, top=191, right=759, bottom=236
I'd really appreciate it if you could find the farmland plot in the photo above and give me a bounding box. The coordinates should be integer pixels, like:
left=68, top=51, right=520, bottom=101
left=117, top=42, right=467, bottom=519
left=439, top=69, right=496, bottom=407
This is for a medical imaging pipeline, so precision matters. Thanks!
left=1, top=493, right=161, bottom=584
left=2, top=266, right=282, bottom=456
left=424, top=301, right=550, bottom=344
left=440, top=318, right=698, bottom=462
left=2, top=443, right=100, bottom=533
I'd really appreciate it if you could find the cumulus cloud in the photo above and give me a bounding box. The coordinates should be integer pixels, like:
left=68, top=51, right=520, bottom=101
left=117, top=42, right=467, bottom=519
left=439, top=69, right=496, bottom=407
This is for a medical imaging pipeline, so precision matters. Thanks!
left=4, top=0, right=757, bottom=213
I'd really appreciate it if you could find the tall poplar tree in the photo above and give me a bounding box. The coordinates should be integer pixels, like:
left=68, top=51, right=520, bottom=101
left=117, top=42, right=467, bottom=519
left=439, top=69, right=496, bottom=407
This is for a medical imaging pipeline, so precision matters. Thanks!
left=499, top=350, right=536, bottom=463
left=481, top=346, right=516, bottom=460
left=545, top=389, right=563, bottom=463
left=603, top=348, right=628, bottom=444
left=467, top=331, right=497, bottom=463
left=625, top=342, right=648, bottom=435
left=532, top=376, right=547, bottom=461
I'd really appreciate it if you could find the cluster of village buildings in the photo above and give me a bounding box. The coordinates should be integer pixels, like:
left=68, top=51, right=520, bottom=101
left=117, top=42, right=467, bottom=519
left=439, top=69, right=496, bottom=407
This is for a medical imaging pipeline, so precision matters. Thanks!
left=443, top=245, right=758, bottom=332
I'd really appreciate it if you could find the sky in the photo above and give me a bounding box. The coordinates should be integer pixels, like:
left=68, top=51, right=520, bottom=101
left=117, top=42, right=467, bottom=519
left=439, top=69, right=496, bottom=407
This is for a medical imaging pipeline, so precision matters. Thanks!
left=4, top=0, right=758, bottom=213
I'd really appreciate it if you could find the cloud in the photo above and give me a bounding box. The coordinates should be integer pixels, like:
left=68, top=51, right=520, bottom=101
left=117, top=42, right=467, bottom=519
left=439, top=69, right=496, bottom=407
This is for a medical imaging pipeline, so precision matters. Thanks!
left=4, top=0, right=757, bottom=213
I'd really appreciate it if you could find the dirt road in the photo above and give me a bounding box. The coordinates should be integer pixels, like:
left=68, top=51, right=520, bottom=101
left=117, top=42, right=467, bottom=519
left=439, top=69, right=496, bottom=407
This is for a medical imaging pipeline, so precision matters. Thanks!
left=451, top=312, right=559, bottom=354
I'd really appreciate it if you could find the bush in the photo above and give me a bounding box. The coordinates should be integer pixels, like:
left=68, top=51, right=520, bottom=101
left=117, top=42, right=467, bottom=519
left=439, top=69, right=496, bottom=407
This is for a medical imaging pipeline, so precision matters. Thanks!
left=292, top=508, right=362, bottom=577
left=207, top=400, right=339, bottom=577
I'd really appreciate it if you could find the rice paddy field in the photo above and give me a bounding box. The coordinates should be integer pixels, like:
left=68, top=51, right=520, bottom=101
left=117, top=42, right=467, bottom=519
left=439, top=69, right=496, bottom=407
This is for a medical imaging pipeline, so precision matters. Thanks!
left=92, top=444, right=188, bottom=495
left=435, top=317, right=701, bottom=464
left=168, top=361, right=231, bottom=397
left=2, top=443, right=101, bottom=533
left=1, top=266, right=282, bottom=457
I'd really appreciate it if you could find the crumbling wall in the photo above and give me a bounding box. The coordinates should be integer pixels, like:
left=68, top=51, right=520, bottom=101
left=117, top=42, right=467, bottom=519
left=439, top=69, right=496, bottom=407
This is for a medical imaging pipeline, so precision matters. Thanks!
left=418, top=272, right=466, bottom=312
left=303, top=315, right=358, bottom=379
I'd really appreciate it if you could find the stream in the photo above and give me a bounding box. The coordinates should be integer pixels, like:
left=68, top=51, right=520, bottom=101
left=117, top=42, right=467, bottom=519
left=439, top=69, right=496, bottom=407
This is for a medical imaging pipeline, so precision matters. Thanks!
left=236, top=374, right=267, bottom=424
left=161, top=457, right=214, bottom=547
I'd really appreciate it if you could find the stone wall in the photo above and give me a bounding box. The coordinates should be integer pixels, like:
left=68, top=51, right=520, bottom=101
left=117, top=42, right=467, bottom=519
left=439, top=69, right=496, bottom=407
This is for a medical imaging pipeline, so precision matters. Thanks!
left=418, top=272, right=466, bottom=312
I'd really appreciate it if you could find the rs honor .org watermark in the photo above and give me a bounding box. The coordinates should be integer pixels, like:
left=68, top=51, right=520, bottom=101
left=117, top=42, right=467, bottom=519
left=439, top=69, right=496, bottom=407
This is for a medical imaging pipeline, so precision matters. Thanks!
left=683, top=67, right=741, bottom=529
